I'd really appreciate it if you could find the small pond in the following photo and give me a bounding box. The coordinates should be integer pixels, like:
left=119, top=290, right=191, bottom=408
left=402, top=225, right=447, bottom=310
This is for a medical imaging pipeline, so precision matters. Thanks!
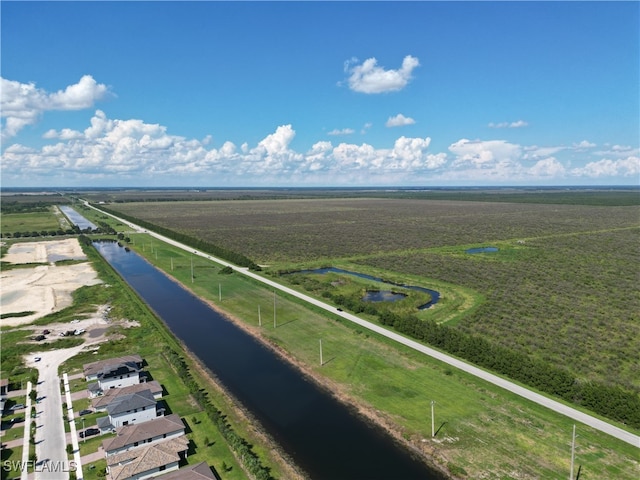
left=363, top=290, right=408, bottom=303
left=466, top=246, right=499, bottom=254
left=294, top=267, right=440, bottom=309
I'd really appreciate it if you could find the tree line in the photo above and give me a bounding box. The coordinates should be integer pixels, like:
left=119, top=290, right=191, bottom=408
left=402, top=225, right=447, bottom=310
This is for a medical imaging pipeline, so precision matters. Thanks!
left=323, top=289, right=640, bottom=429
left=97, top=205, right=261, bottom=270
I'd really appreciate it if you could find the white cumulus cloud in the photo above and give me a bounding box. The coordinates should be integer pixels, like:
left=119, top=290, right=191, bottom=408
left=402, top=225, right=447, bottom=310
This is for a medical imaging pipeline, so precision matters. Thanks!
left=345, top=55, right=419, bottom=94
left=1, top=75, right=110, bottom=141
left=449, top=139, right=522, bottom=168
left=386, top=114, right=416, bottom=127
left=571, top=156, right=640, bottom=178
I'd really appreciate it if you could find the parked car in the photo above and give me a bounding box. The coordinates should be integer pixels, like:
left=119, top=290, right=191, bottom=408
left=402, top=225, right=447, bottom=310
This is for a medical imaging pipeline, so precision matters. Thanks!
left=42, top=330, right=50, bottom=335
left=10, top=404, right=25, bottom=411
left=79, top=428, right=100, bottom=438
left=33, top=335, right=45, bottom=341
left=70, top=320, right=80, bottom=324
left=34, top=357, right=41, bottom=362
left=78, top=409, right=92, bottom=416
left=74, top=329, right=86, bottom=336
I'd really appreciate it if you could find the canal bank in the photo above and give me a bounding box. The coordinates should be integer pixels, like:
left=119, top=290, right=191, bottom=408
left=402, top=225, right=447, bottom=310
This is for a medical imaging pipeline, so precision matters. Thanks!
left=94, top=241, right=448, bottom=479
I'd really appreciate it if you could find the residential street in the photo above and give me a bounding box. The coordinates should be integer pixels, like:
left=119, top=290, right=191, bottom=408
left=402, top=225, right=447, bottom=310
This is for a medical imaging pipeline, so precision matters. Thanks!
left=29, top=345, right=85, bottom=479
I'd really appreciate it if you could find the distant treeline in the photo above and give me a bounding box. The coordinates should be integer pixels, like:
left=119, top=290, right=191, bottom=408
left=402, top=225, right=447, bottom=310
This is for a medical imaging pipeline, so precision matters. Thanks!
left=81, top=187, right=640, bottom=206
left=376, top=308, right=640, bottom=429
left=1, top=201, right=55, bottom=214
left=97, top=205, right=261, bottom=270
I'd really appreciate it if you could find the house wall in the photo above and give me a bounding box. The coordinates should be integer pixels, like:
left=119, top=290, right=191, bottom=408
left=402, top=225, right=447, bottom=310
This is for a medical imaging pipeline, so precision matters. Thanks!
left=110, top=407, right=157, bottom=428
left=100, top=373, right=140, bottom=391
left=133, top=461, right=180, bottom=480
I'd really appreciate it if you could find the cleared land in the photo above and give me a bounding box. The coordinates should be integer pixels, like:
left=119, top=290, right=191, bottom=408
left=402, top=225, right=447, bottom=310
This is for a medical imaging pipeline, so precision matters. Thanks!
left=0, top=239, right=102, bottom=326
left=106, top=197, right=640, bottom=391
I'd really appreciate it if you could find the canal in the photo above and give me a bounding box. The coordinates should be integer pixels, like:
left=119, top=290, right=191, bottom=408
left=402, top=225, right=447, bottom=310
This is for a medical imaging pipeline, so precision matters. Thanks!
left=94, top=241, right=445, bottom=479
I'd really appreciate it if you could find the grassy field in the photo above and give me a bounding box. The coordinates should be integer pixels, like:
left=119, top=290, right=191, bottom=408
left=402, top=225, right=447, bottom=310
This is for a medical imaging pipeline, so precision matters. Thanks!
left=0, top=210, right=64, bottom=235
left=105, top=197, right=640, bottom=392
left=106, top=228, right=639, bottom=479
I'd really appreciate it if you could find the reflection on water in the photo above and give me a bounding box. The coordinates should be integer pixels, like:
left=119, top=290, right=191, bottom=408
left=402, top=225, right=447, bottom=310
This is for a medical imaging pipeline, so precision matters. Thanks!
left=60, top=205, right=97, bottom=230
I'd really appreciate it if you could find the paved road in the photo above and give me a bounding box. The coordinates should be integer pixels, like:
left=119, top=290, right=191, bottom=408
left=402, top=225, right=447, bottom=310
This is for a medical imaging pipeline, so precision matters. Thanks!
left=30, top=345, right=86, bottom=479
left=88, top=203, right=640, bottom=448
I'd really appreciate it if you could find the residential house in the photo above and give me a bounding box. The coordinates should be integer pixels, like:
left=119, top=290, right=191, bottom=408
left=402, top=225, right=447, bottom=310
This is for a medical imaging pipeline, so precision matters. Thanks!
left=97, top=389, right=158, bottom=432
left=106, top=436, right=189, bottom=480
left=84, top=355, right=144, bottom=397
left=93, top=382, right=163, bottom=412
left=102, top=414, right=185, bottom=457
left=149, top=462, right=216, bottom=480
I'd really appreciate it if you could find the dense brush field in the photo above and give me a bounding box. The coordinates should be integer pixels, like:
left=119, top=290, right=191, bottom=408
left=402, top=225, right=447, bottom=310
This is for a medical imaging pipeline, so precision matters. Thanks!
left=105, top=195, right=640, bottom=392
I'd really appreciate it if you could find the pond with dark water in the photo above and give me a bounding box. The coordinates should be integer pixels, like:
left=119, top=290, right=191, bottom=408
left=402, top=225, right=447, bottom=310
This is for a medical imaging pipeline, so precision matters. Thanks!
left=94, top=241, right=445, bottom=480
left=363, top=290, right=408, bottom=303
left=297, top=267, right=440, bottom=310
left=465, top=247, right=499, bottom=254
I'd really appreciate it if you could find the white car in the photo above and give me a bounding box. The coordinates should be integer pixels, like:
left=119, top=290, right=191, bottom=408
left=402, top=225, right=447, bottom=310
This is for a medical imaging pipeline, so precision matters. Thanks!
left=74, top=329, right=86, bottom=335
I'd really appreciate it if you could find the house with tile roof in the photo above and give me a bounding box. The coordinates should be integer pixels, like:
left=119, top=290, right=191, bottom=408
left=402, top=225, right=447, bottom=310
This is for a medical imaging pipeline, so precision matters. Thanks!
left=97, top=389, right=159, bottom=433
left=150, top=461, right=217, bottom=480
left=102, top=413, right=185, bottom=457
left=106, top=436, right=189, bottom=480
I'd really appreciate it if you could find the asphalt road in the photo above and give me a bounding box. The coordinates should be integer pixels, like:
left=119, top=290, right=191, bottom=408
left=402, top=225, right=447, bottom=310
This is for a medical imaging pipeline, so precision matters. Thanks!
left=30, top=345, right=85, bottom=479
left=89, top=203, right=640, bottom=448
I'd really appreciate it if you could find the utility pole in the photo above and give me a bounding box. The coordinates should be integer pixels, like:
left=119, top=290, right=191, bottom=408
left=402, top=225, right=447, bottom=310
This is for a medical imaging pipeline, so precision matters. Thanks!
left=258, top=305, right=262, bottom=326
left=171, top=257, right=173, bottom=271
left=219, top=283, right=222, bottom=302
left=319, top=339, right=323, bottom=366
left=431, top=400, right=436, bottom=438
left=569, top=424, right=576, bottom=480
left=273, top=291, right=277, bottom=328
left=191, top=256, right=194, bottom=283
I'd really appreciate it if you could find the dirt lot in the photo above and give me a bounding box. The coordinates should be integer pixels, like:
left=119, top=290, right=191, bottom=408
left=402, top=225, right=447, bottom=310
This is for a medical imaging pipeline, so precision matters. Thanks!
left=1, top=239, right=102, bottom=327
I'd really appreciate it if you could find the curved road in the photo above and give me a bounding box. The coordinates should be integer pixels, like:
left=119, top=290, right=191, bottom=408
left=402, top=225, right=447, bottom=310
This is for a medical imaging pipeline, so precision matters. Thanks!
left=87, top=202, right=640, bottom=448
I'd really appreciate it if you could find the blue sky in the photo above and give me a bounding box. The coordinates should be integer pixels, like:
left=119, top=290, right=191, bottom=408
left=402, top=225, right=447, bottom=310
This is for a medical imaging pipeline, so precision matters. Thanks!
left=1, top=1, right=638, bottom=187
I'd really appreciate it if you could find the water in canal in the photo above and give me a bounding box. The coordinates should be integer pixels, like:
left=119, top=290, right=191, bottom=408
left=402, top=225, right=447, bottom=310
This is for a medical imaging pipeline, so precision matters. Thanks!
left=94, top=241, right=445, bottom=480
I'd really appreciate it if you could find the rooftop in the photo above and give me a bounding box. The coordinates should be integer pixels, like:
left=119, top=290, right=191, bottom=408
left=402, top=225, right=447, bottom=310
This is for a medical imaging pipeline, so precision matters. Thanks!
left=149, top=461, right=216, bottom=480
left=83, top=354, right=143, bottom=378
left=107, top=436, right=189, bottom=480
left=93, top=381, right=162, bottom=410
left=106, top=389, right=156, bottom=416
left=102, top=413, right=184, bottom=453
